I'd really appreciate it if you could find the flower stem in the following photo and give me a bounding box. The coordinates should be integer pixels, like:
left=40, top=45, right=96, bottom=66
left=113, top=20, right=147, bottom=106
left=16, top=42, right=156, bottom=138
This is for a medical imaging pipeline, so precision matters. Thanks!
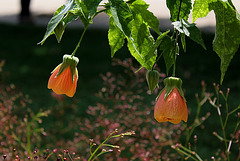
left=171, top=0, right=182, bottom=77
left=88, top=132, right=115, bottom=161
left=71, top=26, right=89, bottom=57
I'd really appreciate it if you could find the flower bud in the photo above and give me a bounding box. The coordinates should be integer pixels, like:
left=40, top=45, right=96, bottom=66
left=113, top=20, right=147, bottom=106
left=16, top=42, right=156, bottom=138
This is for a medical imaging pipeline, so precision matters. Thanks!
left=154, top=77, right=188, bottom=124
left=146, top=70, right=159, bottom=93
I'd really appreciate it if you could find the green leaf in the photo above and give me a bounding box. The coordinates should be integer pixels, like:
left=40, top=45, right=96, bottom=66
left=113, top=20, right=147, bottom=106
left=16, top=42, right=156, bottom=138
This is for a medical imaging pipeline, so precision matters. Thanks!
left=73, top=0, right=91, bottom=28
left=39, top=0, right=74, bottom=45
left=180, top=33, right=186, bottom=52
left=109, top=0, right=133, bottom=37
left=135, top=31, right=169, bottom=74
left=160, top=35, right=175, bottom=75
left=108, top=16, right=125, bottom=57
left=83, top=0, right=102, bottom=17
left=54, top=21, right=65, bottom=43
left=166, top=0, right=192, bottom=22
left=172, top=19, right=206, bottom=49
left=130, top=0, right=160, bottom=35
left=210, top=1, right=240, bottom=84
left=192, top=0, right=216, bottom=22
left=53, top=11, right=79, bottom=43
left=63, top=12, right=79, bottom=25
left=127, top=13, right=156, bottom=70
left=144, top=31, right=170, bottom=65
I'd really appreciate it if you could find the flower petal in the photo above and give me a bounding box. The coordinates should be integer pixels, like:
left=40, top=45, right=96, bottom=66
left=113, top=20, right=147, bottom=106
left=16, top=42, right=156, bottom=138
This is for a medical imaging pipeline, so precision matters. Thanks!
left=154, top=87, right=188, bottom=124
left=48, top=66, right=75, bottom=96
left=65, top=69, right=78, bottom=97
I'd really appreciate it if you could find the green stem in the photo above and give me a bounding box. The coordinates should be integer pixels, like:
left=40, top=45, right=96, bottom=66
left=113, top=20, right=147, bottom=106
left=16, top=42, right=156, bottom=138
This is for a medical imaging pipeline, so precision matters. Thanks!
left=88, top=133, right=114, bottom=161
left=174, top=146, right=199, bottom=161
left=172, top=0, right=182, bottom=77
left=27, top=124, right=32, bottom=155
left=217, top=107, right=230, bottom=160
left=179, top=145, right=203, bottom=161
left=229, top=105, right=240, bottom=116
left=71, top=26, right=89, bottom=57
left=172, top=59, right=176, bottom=77
left=67, top=152, right=74, bottom=161
left=153, top=51, right=164, bottom=70
left=177, top=0, right=183, bottom=21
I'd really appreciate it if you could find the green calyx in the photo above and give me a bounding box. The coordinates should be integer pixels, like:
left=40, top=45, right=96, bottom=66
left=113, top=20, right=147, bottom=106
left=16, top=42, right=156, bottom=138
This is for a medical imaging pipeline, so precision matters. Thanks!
left=146, top=70, right=159, bottom=93
left=56, top=54, right=79, bottom=83
left=163, top=77, right=185, bottom=100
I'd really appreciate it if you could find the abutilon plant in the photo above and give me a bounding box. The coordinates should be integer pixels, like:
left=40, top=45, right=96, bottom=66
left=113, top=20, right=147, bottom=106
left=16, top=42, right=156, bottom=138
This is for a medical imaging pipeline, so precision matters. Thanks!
left=154, top=77, right=188, bottom=124
left=48, top=54, right=79, bottom=97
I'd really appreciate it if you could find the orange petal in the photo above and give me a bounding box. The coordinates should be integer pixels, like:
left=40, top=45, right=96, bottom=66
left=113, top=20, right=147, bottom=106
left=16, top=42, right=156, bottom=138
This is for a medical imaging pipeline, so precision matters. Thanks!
left=48, top=65, right=60, bottom=90
left=65, top=69, right=78, bottom=97
left=48, top=66, right=76, bottom=96
left=154, top=88, right=188, bottom=124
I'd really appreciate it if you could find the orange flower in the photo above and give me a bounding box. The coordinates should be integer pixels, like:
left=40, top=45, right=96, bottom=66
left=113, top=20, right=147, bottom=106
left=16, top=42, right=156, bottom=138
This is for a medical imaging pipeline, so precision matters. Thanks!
left=154, top=77, right=188, bottom=124
left=48, top=54, right=79, bottom=97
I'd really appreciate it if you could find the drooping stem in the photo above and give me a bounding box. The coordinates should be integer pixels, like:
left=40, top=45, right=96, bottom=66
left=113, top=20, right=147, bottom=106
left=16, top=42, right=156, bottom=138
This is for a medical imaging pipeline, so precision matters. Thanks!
left=71, top=25, right=89, bottom=57
left=172, top=0, right=182, bottom=77
left=172, top=29, right=179, bottom=77
left=177, top=0, right=183, bottom=21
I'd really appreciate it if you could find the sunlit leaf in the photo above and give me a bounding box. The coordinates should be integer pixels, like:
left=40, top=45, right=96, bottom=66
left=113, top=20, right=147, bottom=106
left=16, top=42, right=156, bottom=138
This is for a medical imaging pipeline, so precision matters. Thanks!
left=192, top=0, right=217, bottom=22
left=172, top=19, right=206, bottom=49
left=73, top=0, right=91, bottom=28
left=39, top=0, right=74, bottom=44
left=63, top=12, right=79, bottom=25
left=130, top=0, right=160, bottom=35
left=109, top=0, right=133, bottom=37
left=108, top=16, right=125, bottom=57
left=83, top=0, right=102, bottom=17
left=54, top=21, right=65, bottom=43
left=144, top=31, right=170, bottom=65
left=166, top=0, right=192, bottom=22
left=127, top=13, right=156, bottom=70
left=210, top=1, right=240, bottom=84
left=160, top=35, right=175, bottom=75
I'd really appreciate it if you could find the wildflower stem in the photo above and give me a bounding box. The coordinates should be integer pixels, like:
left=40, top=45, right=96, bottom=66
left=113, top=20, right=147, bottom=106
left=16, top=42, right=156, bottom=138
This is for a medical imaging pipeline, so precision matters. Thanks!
left=71, top=25, right=89, bottom=57
left=173, top=145, right=200, bottom=161
left=27, top=123, right=32, bottom=156
left=67, top=152, right=74, bottom=161
left=223, top=92, right=229, bottom=130
left=228, top=105, right=240, bottom=116
left=185, top=96, right=206, bottom=146
left=44, top=152, right=54, bottom=160
left=12, top=132, right=30, bottom=156
left=88, top=132, right=114, bottom=161
left=217, top=107, right=229, bottom=159
left=232, top=118, right=240, bottom=135
left=179, top=145, right=203, bottom=161
left=92, top=151, right=108, bottom=161
left=215, top=89, right=230, bottom=161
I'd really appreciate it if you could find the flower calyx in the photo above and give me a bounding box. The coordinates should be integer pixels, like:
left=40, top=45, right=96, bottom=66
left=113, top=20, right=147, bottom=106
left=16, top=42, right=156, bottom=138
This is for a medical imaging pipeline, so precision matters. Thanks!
left=55, top=54, right=79, bottom=83
left=156, top=77, right=185, bottom=101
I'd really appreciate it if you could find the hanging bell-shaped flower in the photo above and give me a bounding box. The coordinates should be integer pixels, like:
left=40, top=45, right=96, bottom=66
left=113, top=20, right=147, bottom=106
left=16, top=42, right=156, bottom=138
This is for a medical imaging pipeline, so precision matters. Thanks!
left=154, top=77, right=188, bottom=124
left=48, top=54, right=79, bottom=97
